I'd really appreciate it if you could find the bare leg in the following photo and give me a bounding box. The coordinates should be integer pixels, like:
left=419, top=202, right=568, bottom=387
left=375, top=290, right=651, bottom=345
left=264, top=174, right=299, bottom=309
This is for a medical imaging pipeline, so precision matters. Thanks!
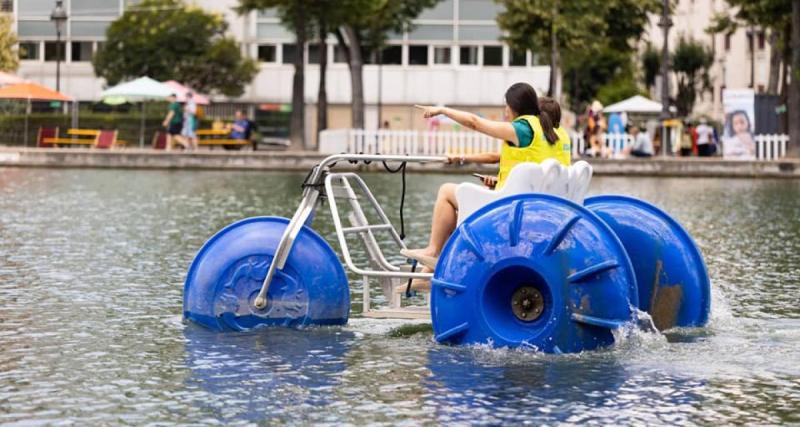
left=414, top=183, right=458, bottom=257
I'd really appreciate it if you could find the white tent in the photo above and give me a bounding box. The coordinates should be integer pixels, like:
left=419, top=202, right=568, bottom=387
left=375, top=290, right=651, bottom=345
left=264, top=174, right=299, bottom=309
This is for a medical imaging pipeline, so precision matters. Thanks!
left=603, top=95, right=663, bottom=114
left=101, top=77, right=173, bottom=147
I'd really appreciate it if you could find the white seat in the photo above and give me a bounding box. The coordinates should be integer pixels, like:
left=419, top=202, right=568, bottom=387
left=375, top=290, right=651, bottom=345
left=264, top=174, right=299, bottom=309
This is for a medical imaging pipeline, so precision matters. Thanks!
left=455, top=160, right=593, bottom=224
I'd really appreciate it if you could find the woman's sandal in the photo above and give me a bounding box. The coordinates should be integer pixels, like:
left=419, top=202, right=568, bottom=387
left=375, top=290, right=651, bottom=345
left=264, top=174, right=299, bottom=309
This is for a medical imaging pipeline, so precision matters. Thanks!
left=400, top=248, right=438, bottom=270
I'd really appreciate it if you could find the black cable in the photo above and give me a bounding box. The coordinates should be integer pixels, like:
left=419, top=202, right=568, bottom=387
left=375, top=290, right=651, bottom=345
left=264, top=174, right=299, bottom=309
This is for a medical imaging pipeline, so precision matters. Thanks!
left=382, top=160, right=407, bottom=239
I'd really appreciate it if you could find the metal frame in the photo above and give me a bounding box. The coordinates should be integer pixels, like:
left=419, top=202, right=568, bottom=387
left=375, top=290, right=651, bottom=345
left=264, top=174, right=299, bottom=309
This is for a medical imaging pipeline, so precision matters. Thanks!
left=253, top=154, right=447, bottom=311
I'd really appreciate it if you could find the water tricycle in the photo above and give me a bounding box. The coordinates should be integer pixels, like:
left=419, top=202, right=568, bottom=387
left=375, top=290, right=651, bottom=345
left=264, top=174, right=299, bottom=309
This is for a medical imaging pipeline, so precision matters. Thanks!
left=184, top=154, right=710, bottom=353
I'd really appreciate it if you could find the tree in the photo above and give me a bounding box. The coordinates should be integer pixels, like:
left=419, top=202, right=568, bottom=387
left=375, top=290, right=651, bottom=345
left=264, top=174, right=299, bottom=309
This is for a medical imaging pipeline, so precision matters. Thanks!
left=641, top=44, right=661, bottom=93
left=671, top=37, right=714, bottom=117
left=0, top=15, right=19, bottom=72
left=335, top=0, right=441, bottom=129
left=93, top=0, right=257, bottom=97
left=708, top=0, right=791, bottom=96
left=497, top=0, right=658, bottom=110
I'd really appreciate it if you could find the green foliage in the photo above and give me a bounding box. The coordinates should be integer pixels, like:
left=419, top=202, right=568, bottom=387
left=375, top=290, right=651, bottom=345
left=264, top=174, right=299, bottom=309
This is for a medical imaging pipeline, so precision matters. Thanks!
left=596, top=73, right=647, bottom=106
left=641, top=44, right=661, bottom=90
left=0, top=15, right=19, bottom=72
left=93, top=0, right=257, bottom=97
left=497, top=0, right=658, bottom=110
left=672, top=37, right=714, bottom=117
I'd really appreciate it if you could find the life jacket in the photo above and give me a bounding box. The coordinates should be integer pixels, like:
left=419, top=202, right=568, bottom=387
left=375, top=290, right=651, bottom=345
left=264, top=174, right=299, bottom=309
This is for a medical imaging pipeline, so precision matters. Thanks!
left=496, top=115, right=571, bottom=189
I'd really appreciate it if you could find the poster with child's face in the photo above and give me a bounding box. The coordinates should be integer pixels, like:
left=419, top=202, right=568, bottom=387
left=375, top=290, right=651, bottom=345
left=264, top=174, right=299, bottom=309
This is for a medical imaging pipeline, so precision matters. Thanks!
left=722, top=89, right=756, bottom=160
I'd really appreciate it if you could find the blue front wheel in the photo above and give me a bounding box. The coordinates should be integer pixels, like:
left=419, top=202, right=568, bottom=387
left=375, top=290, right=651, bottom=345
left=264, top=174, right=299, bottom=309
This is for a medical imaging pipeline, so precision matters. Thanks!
left=183, top=216, right=350, bottom=331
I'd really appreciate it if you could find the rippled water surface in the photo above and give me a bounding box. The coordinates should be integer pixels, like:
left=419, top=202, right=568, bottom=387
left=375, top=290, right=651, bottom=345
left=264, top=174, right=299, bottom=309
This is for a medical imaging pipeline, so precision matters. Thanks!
left=1, top=168, right=799, bottom=425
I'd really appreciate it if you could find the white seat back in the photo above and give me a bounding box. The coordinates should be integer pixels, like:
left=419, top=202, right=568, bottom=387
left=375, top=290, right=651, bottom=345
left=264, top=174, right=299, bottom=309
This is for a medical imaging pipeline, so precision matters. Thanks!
left=455, top=160, right=593, bottom=224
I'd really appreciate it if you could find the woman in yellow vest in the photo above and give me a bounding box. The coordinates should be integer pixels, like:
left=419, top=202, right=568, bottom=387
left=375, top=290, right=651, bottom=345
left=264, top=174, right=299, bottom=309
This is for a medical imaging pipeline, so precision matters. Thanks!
left=404, top=83, right=571, bottom=283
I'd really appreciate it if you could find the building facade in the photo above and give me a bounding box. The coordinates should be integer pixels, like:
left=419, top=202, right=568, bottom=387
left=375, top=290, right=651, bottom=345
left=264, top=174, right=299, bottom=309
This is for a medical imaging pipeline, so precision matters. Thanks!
left=646, top=0, right=777, bottom=120
left=9, top=0, right=549, bottom=135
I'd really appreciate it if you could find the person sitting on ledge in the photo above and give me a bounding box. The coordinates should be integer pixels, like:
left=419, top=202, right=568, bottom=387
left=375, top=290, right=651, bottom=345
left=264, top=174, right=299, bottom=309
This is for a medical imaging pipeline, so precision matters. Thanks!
left=622, top=125, right=653, bottom=158
left=405, top=82, right=571, bottom=288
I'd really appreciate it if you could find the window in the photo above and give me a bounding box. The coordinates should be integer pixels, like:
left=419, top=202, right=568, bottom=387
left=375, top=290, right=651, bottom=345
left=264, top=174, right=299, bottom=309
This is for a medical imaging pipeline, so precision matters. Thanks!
left=510, top=49, right=526, bottom=66
left=71, top=41, right=93, bottom=62
left=483, top=46, right=503, bottom=66
left=308, top=44, right=321, bottom=64
left=746, top=32, right=754, bottom=52
left=258, top=44, right=276, bottom=62
left=333, top=44, right=348, bottom=63
left=724, top=33, right=731, bottom=51
left=282, top=44, right=297, bottom=64
left=72, top=0, right=119, bottom=16
left=1, top=0, right=12, bottom=12
left=460, top=46, right=478, bottom=65
left=433, top=46, right=451, bottom=65
left=758, top=31, right=766, bottom=50
left=408, top=45, right=428, bottom=65
left=19, top=42, right=40, bottom=60
left=378, top=45, right=402, bottom=65
left=44, top=42, right=66, bottom=62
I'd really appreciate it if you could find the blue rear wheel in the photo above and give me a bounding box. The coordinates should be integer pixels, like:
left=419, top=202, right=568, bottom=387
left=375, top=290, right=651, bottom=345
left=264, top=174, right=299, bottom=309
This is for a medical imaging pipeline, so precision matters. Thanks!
left=431, top=194, right=638, bottom=353
left=183, top=216, right=349, bottom=331
left=585, top=195, right=710, bottom=330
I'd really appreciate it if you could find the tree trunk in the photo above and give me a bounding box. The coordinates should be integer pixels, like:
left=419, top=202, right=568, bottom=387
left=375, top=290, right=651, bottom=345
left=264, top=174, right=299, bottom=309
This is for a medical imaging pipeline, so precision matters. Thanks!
left=767, top=30, right=781, bottom=95
left=548, top=4, right=559, bottom=98
left=344, top=26, right=365, bottom=129
left=316, top=24, right=328, bottom=145
left=290, top=11, right=307, bottom=151
left=789, top=0, right=800, bottom=157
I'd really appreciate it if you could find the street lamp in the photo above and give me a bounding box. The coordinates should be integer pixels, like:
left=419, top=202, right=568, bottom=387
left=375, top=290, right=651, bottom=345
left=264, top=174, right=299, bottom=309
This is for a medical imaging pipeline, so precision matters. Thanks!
left=50, top=0, right=68, bottom=92
left=657, top=0, right=673, bottom=156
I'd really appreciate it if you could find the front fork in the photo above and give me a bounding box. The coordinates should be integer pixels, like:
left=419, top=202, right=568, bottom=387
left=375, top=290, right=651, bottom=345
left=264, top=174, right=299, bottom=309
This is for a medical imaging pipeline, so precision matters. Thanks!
left=253, top=170, right=323, bottom=309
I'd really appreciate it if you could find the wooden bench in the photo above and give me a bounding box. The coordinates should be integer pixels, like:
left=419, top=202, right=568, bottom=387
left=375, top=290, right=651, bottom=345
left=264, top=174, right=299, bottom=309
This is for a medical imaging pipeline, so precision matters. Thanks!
left=43, top=129, right=124, bottom=149
left=197, top=129, right=250, bottom=150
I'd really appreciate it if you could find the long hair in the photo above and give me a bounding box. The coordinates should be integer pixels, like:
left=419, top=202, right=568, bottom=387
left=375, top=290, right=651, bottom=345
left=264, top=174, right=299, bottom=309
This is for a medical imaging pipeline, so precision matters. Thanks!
left=504, top=83, right=557, bottom=144
left=537, top=97, right=561, bottom=144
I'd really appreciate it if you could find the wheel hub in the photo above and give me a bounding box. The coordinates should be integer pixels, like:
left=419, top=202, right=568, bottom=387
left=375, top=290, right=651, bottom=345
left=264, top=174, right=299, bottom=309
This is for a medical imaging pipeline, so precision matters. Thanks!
left=511, top=286, right=544, bottom=321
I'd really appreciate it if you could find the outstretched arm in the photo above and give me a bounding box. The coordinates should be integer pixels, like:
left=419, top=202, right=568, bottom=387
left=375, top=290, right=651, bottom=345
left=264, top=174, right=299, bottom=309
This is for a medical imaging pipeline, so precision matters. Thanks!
left=416, top=105, right=519, bottom=146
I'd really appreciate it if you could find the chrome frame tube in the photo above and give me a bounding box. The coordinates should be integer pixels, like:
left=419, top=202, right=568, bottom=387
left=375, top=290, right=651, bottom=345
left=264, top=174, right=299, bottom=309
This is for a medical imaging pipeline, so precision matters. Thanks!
left=254, top=154, right=448, bottom=309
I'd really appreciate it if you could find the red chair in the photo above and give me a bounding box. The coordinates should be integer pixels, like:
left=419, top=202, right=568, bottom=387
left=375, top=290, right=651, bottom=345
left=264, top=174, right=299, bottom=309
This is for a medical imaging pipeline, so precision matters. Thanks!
left=37, top=127, right=59, bottom=148
left=152, top=131, right=167, bottom=149
left=95, top=130, right=118, bottom=149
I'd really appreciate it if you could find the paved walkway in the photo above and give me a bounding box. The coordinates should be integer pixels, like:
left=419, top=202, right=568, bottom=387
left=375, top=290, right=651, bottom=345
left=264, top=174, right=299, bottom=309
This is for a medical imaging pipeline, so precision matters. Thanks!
left=1, top=147, right=798, bottom=178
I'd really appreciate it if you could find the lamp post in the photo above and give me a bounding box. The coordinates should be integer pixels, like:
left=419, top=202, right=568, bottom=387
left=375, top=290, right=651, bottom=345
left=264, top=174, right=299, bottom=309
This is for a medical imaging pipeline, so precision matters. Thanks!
left=50, top=0, right=68, bottom=92
left=657, top=0, right=672, bottom=157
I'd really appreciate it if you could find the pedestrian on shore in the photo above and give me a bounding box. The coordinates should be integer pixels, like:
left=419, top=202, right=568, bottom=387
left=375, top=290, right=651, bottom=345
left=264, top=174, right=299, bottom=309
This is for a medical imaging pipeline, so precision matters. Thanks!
left=162, top=94, right=184, bottom=150
left=182, top=92, right=198, bottom=150
left=695, top=118, right=717, bottom=157
left=679, top=120, right=693, bottom=157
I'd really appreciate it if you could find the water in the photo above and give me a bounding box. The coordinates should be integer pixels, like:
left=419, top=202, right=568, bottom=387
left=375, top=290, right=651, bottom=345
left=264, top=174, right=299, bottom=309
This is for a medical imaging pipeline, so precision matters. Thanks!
left=1, top=168, right=799, bottom=425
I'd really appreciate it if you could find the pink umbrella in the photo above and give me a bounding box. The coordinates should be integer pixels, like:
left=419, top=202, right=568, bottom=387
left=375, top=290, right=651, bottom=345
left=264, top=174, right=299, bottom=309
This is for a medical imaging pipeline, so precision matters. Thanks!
left=0, top=71, right=26, bottom=87
left=164, top=80, right=210, bottom=105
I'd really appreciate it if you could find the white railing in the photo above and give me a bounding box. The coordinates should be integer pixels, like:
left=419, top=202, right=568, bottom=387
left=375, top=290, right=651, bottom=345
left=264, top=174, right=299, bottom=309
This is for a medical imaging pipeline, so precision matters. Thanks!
left=754, top=134, right=788, bottom=160
left=319, top=129, right=790, bottom=160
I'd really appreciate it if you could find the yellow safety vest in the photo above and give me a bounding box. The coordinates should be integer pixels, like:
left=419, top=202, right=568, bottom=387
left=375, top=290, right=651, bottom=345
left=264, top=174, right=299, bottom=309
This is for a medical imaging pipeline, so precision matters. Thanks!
left=496, top=115, right=571, bottom=189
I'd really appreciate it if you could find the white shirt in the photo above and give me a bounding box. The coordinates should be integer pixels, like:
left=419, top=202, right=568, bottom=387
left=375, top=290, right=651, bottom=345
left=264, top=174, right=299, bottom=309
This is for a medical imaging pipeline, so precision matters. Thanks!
left=696, top=124, right=714, bottom=145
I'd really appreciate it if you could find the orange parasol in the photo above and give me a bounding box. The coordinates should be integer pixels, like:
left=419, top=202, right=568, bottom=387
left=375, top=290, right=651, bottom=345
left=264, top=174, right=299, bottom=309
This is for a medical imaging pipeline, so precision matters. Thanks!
left=0, top=82, right=72, bottom=101
left=0, top=82, right=73, bottom=147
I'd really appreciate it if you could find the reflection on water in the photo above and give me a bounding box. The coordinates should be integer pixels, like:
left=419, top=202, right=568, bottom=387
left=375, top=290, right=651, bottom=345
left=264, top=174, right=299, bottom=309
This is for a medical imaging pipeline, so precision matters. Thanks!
left=1, top=168, right=799, bottom=424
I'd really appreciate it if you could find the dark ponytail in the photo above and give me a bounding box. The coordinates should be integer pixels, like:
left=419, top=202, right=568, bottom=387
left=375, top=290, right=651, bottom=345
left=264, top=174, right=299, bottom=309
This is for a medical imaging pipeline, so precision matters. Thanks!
left=538, top=97, right=561, bottom=145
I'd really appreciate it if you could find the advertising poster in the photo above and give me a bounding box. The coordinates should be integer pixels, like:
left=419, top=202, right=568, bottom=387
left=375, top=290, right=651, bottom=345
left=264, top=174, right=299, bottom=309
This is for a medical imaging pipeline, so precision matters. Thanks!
left=722, top=89, right=756, bottom=160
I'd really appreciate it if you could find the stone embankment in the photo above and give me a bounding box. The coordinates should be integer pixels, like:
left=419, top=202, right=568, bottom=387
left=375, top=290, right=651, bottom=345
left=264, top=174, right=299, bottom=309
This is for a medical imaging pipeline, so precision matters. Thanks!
left=1, top=147, right=798, bottom=178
